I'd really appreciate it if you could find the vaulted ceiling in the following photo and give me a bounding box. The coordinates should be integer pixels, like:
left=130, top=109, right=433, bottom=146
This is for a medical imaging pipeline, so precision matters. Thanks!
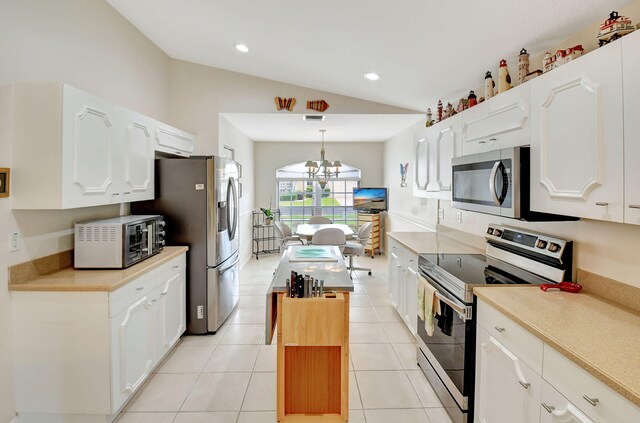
left=108, top=0, right=632, bottom=111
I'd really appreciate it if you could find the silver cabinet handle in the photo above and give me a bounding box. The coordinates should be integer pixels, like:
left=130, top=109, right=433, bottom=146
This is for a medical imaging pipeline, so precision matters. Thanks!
left=479, top=140, right=486, bottom=144
left=494, top=326, right=505, bottom=333
left=629, top=204, right=640, bottom=209
left=519, top=381, right=531, bottom=389
left=583, top=395, right=599, bottom=406
left=172, top=265, right=179, bottom=269
left=152, top=299, right=157, bottom=303
left=595, top=202, right=608, bottom=206
left=542, top=403, right=555, bottom=413
left=136, top=287, right=144, bottom=291
left=112, top=193, right=120, bottom=196
left=161, top=292, right=167, bottom=296
left=489, top=138, right=497, bottom=142
left=123, top=192, right=131, bottom=195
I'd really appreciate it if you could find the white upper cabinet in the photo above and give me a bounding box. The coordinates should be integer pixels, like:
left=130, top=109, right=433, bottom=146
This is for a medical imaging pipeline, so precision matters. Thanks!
left=154, top=121, right=195, bottom=157
left=413, top=114, right=462, bottom=199
left=8, top=82, right=194, bottom=209
left=462, top=82, right=530, bottom=155
left=622, top=31, right=640, bottom=225
left=529, top=43, right=624, bottom=222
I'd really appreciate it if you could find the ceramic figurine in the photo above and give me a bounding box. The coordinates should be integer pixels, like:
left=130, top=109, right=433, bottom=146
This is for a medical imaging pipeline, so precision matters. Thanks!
left=518, top=48, right=530, bottom=85
left=484, top=71, right=495, bottom=99
left=478, top=96, right=485, bottom=103
left=426, top=108, right=435, bottom=127
left=457, top=98, right=465, bottom=112
left=400, top=163, right=409, bottom=187
left=498, top=59, right=512, bottom=93
left=544, top=45, right=585, bottom=72
left=524, top=69, right=543, bottom=82
left=597, top=11, right=635, bottom=47
left=437, top=100, right=443, bottom=122
left=445, top=102, right=456, bottom=118
left=468, top=90, right=477, bottom=107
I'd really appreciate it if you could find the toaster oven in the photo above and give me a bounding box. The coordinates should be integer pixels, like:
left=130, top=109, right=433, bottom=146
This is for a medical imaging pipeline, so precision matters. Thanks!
left=74, top=215, right=166, bottom=269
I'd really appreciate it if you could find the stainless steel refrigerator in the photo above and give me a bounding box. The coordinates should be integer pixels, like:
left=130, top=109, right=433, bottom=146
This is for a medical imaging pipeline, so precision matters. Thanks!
left=132, top=156, right=240, bottom=334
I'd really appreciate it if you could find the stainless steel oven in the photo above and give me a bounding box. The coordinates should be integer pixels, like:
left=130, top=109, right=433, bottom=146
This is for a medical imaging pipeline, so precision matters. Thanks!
left=416, top=224, right=573, bottom=423
left=74, top=215, right=165, bottom=268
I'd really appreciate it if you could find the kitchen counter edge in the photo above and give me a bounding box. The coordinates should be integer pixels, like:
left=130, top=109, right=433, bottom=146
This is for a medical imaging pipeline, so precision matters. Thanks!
left=9, top=246, right=189, bottom=292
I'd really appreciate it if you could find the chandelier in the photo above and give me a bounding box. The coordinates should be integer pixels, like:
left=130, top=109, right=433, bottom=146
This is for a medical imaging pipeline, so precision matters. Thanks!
left=305, top=129, right=342, bottom=189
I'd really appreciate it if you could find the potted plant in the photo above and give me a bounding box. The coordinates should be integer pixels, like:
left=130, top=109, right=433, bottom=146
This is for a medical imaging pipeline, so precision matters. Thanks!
left=260, top=208, right=274, bottom=225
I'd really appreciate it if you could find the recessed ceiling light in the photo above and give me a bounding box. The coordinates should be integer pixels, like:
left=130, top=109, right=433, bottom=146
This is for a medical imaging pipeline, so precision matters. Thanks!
left=363, top=72, right=381, bottom=81
left=235, top=44, right=249, bottom=53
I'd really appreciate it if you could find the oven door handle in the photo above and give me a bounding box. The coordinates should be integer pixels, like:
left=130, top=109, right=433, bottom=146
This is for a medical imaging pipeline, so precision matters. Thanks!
left=489, top=161, right=502, bottom=206
left=434, top=291, right=471, bottom=320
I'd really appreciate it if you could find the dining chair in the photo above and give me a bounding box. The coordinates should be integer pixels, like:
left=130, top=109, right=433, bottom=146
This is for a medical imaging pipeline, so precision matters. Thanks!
left=342, top=222, right=373, bottom=277
left=308, top=216, right=332, bottom=224
left=274, top=221, right=304, bottom=252
left=310, top=227, right=346, bottom=253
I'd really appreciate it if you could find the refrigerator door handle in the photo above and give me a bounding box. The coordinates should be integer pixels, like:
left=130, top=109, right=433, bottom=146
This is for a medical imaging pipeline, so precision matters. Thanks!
left=227, top=177, right=238, bottom=241
left=217, top=256, right=240, bottom=274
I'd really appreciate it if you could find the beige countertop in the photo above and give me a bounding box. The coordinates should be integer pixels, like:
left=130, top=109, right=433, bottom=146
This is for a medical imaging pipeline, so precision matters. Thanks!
left=9, top=246, right=189, bottom=292
left=387, top=231, right=483, bottom=255
left=475, top=286, right=640, bottom=407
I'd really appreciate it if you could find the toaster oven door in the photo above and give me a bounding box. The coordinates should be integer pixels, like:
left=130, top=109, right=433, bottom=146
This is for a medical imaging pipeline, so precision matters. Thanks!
left=124, top=222, right=147, bottom=267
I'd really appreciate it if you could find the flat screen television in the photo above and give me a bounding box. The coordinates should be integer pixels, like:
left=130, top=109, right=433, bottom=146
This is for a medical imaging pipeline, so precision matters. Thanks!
left=353, top=187, right=388, bottom=212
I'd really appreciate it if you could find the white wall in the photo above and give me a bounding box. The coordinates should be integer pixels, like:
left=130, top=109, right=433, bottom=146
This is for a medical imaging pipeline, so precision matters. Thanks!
left=0, top=1, right=173, bottom=421
left=219, top=117, right=255, bottom=268
left=253, top=141, right=386, bottom=210
left=169, top=60, right=419, bottom=155
left=382, top=121, right=438, bottom=238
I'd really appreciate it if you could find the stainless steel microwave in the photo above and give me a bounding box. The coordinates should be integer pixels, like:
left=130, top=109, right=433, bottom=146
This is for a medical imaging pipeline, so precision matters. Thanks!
left=451, top=146, right=574, bottom=221
left=74, top=215, right=166, bottom=268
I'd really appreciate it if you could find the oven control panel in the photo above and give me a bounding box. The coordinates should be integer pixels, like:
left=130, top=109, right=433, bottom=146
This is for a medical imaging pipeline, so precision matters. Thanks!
left=485, top=224, right=569, bottom=259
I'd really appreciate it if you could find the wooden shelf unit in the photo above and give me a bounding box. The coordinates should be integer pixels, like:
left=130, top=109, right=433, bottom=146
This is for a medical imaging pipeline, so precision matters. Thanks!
left=276, top=292, right=350, bottom=422
left=357, top=213, right=381, bottom=257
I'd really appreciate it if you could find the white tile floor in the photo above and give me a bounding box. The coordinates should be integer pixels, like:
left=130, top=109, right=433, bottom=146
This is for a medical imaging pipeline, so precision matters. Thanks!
left=116, top=253, right=452, bottom=423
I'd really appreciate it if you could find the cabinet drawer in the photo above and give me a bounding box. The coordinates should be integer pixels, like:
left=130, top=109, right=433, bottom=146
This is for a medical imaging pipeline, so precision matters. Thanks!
left=543, top=345, right=640, bottom=423
left=109, top=254, right=185, bottom=317
left=477, top=299, right=543, bottom=374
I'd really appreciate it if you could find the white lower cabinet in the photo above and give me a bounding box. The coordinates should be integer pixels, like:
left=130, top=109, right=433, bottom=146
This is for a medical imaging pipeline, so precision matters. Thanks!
left=475, top=325, right=542, bottom=423
left=387, top=237, right=419, bottom=335
left=475, top=298, right=640, bottom=423
left=12, top=253, right=186, bottom=423
left=541, top=381, right=595, bottom=423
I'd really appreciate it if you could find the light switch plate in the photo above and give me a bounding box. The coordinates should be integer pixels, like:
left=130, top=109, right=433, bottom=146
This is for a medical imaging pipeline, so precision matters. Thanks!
left=9, top=231, right=20, bottom=252
left=456, top=211, right=462, bottom=223
left=438, top=208, right=445, bottom=219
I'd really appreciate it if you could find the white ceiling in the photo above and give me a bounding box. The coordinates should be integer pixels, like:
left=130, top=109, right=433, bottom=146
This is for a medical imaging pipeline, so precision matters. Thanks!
left=221, top=113, right=424, bottom=142
left=107, top=0, right=632, bottom=111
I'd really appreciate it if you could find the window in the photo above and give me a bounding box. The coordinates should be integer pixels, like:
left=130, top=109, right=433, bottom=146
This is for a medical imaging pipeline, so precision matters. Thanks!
left=276, top=162, right=361, bottom=233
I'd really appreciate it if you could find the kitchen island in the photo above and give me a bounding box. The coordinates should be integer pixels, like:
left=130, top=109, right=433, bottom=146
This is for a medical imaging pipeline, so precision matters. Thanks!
left=265, top=246, right=353, bottom=423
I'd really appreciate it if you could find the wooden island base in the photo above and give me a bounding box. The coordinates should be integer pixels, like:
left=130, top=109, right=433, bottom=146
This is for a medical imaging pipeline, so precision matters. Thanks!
left=276, top=292, right=350, bottom=422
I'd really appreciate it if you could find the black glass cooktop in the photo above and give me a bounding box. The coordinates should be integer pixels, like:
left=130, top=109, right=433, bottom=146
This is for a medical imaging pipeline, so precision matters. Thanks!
left=419, top=253, right=552, bottom=303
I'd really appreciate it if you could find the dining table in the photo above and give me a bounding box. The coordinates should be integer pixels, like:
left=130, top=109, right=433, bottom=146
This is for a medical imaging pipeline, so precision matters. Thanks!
left=295, top=223, right=355, bottom=240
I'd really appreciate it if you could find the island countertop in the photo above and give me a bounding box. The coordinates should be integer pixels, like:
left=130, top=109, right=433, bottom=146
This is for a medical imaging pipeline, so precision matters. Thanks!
left=9, top=246, right=189, bottom=292
left=268, top=246, right=354, bottom=293
left=474, top=285, right=640, bottom=407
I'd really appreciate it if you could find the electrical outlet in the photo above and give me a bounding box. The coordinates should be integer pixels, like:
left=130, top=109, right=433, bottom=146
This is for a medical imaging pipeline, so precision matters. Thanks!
left=9, top=231, right=20, bottom=252
left=438, top=208, right=445, bottom=219
left=457, top=211, right=463, bottom=224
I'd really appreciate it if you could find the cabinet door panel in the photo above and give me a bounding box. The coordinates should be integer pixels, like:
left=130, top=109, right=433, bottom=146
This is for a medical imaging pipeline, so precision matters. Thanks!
left=114, top=296, right=155, bottom=410
left=530, top=43, right=624, bottom=221
left=414, top=137, right=431, bottom=197
left=623, top=31, right=640, bottom=224
left=160, top=272, right=186, bottom=353
left=62, top=85, right=118, bottom=208
left=388, top=252, right=401, bottom=310
left=405, top=265, right=419, bottom=335
left=475, top=325, right=541, bottom=423
left=155, top=122, right=195, bottom=157
left=123, top=113, right=154, bottom=202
